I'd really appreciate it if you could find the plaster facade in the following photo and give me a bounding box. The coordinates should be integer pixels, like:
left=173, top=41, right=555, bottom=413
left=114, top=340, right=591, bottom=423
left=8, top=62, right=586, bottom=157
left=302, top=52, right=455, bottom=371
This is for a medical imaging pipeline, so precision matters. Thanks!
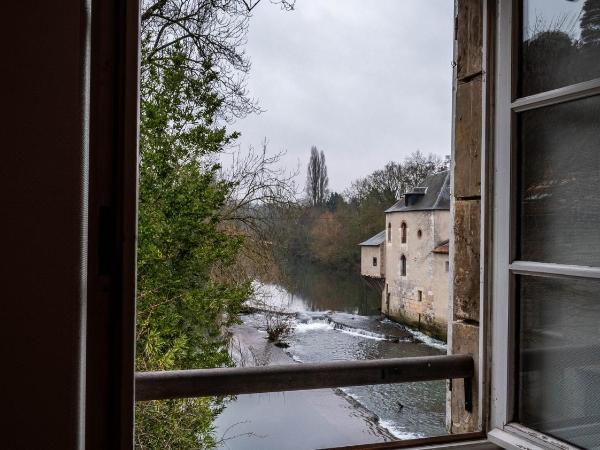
left=360, top=172, right=451, bottom=340
left=360, top=245, right=385, bottom=279
left=384, top=209, right=449, bottom=340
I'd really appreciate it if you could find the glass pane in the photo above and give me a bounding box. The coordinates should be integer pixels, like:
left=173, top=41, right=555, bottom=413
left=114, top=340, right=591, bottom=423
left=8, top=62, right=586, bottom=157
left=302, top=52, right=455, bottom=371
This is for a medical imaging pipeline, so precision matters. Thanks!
left=521, top=0, right=600, bottom=96
left=519, top=95, right=600, bottom=267
left=518, top=275, right=600, bottom=449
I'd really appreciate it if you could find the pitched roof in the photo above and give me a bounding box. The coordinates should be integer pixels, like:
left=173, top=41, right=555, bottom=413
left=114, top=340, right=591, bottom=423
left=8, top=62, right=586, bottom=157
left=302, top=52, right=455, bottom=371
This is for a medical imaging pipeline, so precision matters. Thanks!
left=384, top=171, right=450, bottom=213
left=358, top=230, right=386, bottom=246
left=432, top=240, right=449, bottom=254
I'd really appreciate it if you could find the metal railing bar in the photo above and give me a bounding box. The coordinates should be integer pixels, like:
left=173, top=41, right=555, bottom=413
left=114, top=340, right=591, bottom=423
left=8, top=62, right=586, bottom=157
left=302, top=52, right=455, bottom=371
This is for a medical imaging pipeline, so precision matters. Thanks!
left=136, top=355, right=474, bottom=402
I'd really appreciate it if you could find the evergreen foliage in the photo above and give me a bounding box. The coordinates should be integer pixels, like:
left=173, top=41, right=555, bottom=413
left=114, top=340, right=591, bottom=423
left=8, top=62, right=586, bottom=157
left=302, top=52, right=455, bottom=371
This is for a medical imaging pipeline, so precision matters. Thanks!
left=135, top=42, right=251, bottom=449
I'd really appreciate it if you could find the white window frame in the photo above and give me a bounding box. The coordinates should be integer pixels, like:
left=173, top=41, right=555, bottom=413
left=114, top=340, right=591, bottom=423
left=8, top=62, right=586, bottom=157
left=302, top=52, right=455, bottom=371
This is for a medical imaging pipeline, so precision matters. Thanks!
left=489, top=1, right=600, bottom=448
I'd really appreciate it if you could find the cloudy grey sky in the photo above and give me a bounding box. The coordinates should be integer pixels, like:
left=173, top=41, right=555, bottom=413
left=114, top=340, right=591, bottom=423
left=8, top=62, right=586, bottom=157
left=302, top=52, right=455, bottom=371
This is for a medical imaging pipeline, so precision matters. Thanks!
left=230, top=0, right=454, bottom=193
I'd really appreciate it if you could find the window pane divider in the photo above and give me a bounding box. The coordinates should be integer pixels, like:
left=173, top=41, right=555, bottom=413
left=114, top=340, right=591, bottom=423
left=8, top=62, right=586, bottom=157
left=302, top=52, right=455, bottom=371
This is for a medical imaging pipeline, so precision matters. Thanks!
left=509, top=260, right=600, bottom=279
left=511, top=78, right=600, bottom=113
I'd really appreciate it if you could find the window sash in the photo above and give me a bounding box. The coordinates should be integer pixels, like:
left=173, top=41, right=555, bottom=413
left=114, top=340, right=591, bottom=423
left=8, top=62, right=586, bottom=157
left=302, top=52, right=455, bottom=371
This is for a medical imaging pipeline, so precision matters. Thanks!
left=491, top=0, right=600, bottom=446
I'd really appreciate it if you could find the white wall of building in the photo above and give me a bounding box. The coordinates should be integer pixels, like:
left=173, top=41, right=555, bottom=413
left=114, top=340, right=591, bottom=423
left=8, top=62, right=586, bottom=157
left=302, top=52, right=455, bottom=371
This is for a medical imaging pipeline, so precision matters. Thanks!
left=360, top=245, right=385, bottom=278
left=383, top=209, right=450, bottom=339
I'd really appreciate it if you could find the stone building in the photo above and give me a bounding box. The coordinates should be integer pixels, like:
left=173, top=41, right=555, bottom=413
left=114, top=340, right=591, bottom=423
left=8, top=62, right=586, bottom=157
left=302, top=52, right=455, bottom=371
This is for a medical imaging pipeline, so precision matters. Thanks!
left=359, top=230, right=386, bottom=279
left=360, top=171, right=450, bottom=340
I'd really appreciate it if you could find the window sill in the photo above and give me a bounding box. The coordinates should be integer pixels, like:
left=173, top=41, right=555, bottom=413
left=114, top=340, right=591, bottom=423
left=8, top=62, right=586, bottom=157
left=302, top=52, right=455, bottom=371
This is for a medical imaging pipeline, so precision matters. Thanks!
left=488, top=424, right=579, bottom=450
left=323, top=435, right=495, bottom=450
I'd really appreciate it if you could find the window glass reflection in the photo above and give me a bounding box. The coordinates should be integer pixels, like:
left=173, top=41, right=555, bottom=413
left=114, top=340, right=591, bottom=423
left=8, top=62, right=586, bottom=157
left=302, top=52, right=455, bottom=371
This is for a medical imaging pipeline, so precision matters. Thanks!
left=521, top=0, right=600, bottom=96
left=519, top=95, right=600, bottom=267
left=518, top=275, right=600, bottom=449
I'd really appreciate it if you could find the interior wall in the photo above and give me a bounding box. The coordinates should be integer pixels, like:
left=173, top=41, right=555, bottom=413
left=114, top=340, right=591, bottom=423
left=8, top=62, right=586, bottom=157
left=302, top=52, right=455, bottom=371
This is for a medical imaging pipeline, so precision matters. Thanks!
left=2, top=1, right=90, bottom=448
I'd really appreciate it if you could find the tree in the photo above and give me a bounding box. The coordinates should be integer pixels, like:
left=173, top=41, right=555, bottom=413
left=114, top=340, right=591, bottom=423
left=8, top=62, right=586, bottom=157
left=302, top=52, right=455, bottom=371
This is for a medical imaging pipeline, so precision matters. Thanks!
left=309, top=211, right=344, bottom=264
left=346, top=151, right=447, bottom=206
left=270, top=151, right=449, bottom=273
left=141, top=0, right=295, bottom=120
left=306, top=146, right=329, bottom=206
left=217, top=141, right=299, bottom=283
left=326, top=192, right=345, bottom=212
left=136, top=2, right=299, bottom=447
left=581, top=0, right=600, bottom=46
left=135, top=43, right=252, bottom=449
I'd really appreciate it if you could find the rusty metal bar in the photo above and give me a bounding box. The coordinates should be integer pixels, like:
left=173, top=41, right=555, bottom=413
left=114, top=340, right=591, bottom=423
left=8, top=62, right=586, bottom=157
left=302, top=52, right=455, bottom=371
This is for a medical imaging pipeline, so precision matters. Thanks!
left=135, top=354, right=474, bottom=402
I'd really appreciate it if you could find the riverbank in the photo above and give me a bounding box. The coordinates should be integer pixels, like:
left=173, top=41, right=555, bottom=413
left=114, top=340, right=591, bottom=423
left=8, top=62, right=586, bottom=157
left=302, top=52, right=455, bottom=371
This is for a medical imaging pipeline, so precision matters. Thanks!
left=214, top=281, right=448, bottom=449
left=215, top=319, right=398, bottom=449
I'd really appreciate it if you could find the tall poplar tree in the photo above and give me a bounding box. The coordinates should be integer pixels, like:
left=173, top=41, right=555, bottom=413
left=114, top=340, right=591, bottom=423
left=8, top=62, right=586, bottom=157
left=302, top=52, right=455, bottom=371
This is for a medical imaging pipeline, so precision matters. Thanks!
left=306, top=146, right=329, bottom=206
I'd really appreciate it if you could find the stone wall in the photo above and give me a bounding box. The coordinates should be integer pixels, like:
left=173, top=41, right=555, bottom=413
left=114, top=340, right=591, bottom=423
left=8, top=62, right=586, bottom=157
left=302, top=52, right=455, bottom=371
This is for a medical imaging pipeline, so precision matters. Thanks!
left=448, top=0, right=483, bottom=434
left=384, top=210, right=450, bottom=340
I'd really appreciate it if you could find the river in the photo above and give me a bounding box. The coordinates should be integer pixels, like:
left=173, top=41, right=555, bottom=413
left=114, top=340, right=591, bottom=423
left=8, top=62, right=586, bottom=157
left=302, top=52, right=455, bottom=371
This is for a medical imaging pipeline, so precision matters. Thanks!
left=214, top=265, right=447, bottom=449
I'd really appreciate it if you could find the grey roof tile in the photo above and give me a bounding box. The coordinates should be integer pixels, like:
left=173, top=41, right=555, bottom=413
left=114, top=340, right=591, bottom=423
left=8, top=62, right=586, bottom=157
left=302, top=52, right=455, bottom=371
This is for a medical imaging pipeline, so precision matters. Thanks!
left=384, top=170, right=450, bottom=213
left=358, top=230, right=386, bottom=246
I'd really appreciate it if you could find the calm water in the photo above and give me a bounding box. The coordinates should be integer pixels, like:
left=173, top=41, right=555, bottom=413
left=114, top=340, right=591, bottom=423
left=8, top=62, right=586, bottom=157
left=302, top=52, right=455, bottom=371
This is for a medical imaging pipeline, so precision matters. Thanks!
left=215, top=265, right=447, bottom=449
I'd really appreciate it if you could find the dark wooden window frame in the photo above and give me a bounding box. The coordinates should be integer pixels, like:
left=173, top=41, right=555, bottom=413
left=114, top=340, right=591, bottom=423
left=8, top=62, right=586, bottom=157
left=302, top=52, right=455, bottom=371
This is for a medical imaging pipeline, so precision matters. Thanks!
left=91, top=1, right=484, bottom=448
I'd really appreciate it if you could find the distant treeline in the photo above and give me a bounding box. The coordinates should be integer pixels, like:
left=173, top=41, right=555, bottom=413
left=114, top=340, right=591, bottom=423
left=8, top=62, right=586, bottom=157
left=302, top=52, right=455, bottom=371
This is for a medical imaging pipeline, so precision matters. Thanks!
left=271, top=150, right=448, bottom=273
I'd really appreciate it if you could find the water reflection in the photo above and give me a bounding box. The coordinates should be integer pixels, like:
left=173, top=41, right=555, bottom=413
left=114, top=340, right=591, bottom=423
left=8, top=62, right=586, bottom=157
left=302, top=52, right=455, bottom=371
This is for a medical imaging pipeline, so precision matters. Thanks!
left=215, top=263, right=447, bottom=449
left=275, top=261, right=381, bottom=315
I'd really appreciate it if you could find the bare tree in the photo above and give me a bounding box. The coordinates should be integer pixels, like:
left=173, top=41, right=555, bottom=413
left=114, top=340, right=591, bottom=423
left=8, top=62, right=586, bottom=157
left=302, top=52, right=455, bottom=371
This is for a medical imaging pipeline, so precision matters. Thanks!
left=305, top=146, right=329, bottom=206
left=346, top=151, right=447, bottom=205
left=220, top=139, right=298, bottom=229
left=211, top=140, right=298, bottom=283
left=141, top=0, right=295, bottom=119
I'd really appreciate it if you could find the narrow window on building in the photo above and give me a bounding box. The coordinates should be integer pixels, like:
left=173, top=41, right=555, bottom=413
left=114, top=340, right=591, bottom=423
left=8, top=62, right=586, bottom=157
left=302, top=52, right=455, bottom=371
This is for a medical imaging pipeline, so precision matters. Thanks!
left=418, top=290, right=423, bottom=302
left=388, top=222, right=392, bottom=242
left=417, top=229, right=422, bottom=239
left=400, top=254, right=407, bottom=276
left=372, top=257, right=378, bottom=267
left=401, top=222, right=407, bottom=243
left=445, top=261, right=449, bottom=273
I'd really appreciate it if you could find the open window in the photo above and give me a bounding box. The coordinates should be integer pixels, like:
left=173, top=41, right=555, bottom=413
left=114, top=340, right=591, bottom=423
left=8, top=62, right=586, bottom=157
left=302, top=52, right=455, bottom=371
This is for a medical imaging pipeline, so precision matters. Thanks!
left=131, top=1, right=479, bottom=448
left=19, top=0, right=600, bottom=447
left=489, top=1, right=600, bottom=448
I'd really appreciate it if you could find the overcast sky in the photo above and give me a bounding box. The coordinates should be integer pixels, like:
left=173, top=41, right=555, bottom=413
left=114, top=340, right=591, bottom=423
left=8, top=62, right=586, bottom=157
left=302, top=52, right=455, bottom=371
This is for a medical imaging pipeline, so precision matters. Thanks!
left=229, top=0, right=454, bottom=193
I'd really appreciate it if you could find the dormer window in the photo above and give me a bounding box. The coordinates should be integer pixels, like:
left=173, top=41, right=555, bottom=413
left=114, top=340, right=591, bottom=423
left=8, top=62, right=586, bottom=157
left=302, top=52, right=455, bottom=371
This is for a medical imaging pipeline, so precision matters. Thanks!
left=401, top=222, right=407, bottom=244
